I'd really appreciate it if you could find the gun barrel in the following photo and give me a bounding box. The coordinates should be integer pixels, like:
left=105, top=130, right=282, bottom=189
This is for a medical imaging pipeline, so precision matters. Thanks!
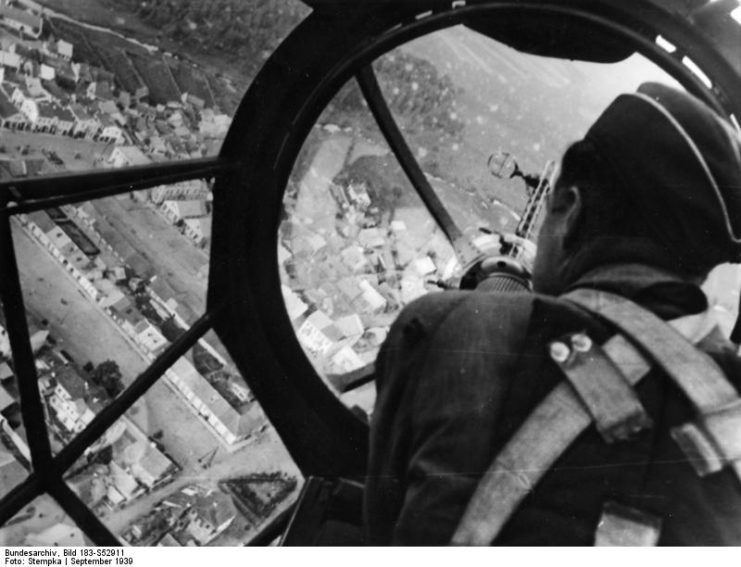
left=513, top=159, right=557, bottom=244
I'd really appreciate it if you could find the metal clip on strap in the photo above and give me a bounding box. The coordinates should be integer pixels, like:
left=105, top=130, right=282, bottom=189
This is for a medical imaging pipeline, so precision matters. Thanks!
left=550, top=333, right=652, bottom=443
left=671, top=400, right=741, bottom=478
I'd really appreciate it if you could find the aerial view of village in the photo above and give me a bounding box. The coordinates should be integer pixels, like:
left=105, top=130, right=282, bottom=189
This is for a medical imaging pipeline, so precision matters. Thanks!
left=1, top=0, right=739, bottom=548
left=0, top=0, right=309, bottom=547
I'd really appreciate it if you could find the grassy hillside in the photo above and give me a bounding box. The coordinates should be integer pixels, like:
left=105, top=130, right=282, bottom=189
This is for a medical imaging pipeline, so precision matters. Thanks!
left=36, top=0, right=309, bottom=89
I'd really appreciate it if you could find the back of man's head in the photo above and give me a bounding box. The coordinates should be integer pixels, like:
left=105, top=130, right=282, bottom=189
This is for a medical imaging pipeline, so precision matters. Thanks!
left=557, top=82, right=741, bottom=279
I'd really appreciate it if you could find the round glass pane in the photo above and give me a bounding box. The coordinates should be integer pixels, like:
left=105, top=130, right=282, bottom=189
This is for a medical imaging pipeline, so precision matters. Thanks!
left=278, top=24, right=685, bottom=415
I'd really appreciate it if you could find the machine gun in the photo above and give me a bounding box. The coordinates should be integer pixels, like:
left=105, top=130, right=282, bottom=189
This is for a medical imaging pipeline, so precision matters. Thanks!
left=493, top=152, right=557, bottom=256
left=459, top=153, right=557, bottom=291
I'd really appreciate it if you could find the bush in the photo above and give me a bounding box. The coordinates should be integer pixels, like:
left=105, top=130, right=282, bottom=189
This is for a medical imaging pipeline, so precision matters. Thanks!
left=89, top=360, right=124, bottom=398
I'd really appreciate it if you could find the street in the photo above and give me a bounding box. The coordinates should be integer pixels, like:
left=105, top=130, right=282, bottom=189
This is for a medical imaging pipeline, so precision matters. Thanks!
left=86, top=196, right=210, bottom=327
left=14, top=220, right=229, bottom=467
left=99, top=426, right=300, bottom=543
left=12, top=220, right=299, bottom=542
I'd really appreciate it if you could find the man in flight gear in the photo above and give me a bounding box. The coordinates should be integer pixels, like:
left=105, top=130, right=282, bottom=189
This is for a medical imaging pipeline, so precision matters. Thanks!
left=364, top=82, right=741, bottom=545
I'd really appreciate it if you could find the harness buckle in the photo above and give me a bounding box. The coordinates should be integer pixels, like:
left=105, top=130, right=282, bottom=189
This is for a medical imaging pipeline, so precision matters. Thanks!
left=595, top=501, right=662, bottom=546
left=671, top=399, right=741, bottom=481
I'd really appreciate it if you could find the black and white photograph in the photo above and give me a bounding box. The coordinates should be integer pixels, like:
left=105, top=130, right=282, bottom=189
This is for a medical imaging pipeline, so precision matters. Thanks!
left=0, top=0, right=739, bottom=552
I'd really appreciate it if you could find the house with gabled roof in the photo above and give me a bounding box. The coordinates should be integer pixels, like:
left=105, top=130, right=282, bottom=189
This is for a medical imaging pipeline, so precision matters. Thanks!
left=129, top=442, right=176, bottom=489
left=43, top=56, right=76, bottom=88
left=165, top=358, right=263, bottom=445
left=108, top=294, right=145, bottom=335
left=183, top=216, right=212, bottom=247
left=40, top=79, right=70, bottom=105
left=183, top=490, right=237, bottom=545
left=70, top=103, right=101, bottom=139
left=148, top=135, right=169, bottom=156
left=48, top=367, right=95, bottom=434
left=198, top=108, right=231, bottom=138
left=56, top=39, right=73, bottom=60
left=181, top=92, right=205, bottom=110
left=39, top=63, right=54, bottom=82
left=0, top=4, right=43, bottom=38
left=108, top=460, right=141, bottom=502
left=108, top=145, right=150, bottom=168
left=98, top=114, right=125, bottom=145
left=87, top=80, right=114, bottom=102
left=25, top=76, right=50, bottom=101
left=0, top=86, right=25, bottom=130
left=0, top=49, right=19, bottom=70
left=43, top=103, right=75, bottom=135
left=71, top=61, right=92, bottom=85
left=161, top=199, right=208, bottom=224
left=133, top=319, right=168, bottom=355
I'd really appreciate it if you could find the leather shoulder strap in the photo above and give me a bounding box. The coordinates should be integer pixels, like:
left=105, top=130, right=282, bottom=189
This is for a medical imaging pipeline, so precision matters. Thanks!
left=451, top=291, right=718, bottom=546
left=451, top=338, right=656, bottom=544
left=566, top=289, right=741, bottom=482
left=566, top=289, right=736, bottom=412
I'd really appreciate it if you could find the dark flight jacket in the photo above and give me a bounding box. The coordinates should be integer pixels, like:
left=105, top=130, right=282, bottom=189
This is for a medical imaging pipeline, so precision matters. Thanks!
left=364, top=263, right=741, bottom=545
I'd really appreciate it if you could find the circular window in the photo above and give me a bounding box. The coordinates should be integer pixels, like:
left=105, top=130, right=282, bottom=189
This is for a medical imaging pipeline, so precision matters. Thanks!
left=211, top=0, right=741, bottom=476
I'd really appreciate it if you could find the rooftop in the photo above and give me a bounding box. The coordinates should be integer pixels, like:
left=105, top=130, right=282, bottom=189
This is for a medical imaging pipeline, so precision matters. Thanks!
left=37, top=101, right=75, bottom=121
left=98, top=100, right=118, bottom=116
left=40, top=80, right=70, bottom=104
left=54, top=366, right=88, bottom=400
left=13, top=42, right=35, bottom=60
left=57, top=39, right=73, bottom=58
left=184, top=216, right=212, bottom=236
left=191, top=490, right=237, bottom=530
left=98, top=113, right=117, bottom=127
left=110, top=295, right=145, bottom=326
left=0, top=5, right=42, bottom=29
left=137, top=443, right=174, bottom=479
left=111, top=145, right=151, bottom=166
left=164, top=199, right=208, bottom=219
left=69, top=103, right=93, bottom=120
left=169, top=358, right=261, bottom=438
left=109, top=461, right=139, bottom=499
left=89, top=81, right=114, bottom=102
left=0, top=49, right=20, bottom=68
left=0, top=88, right=17, bottom=118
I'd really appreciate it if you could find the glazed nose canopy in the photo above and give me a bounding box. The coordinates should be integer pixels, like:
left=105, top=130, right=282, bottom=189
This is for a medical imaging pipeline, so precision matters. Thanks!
left=584, top=82, right=741, bottom=272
